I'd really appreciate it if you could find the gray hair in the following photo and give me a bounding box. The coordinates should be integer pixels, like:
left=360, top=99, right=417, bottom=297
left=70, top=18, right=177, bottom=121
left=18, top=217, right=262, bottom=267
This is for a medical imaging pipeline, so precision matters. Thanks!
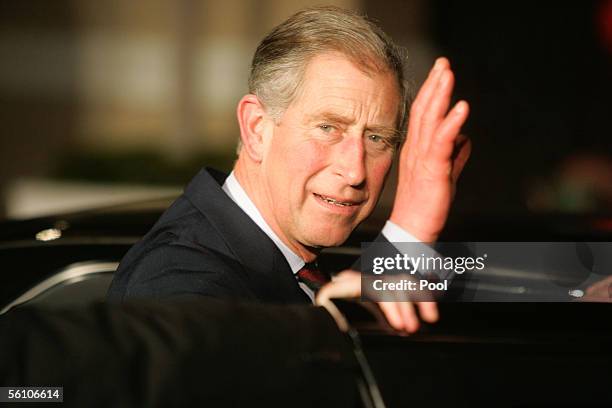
left=241, top=6, right=409, bottom=152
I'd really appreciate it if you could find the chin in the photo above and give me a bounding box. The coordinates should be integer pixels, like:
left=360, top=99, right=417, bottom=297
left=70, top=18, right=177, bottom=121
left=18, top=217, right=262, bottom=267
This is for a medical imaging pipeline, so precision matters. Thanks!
left=304, top=228, right=352, bottom=248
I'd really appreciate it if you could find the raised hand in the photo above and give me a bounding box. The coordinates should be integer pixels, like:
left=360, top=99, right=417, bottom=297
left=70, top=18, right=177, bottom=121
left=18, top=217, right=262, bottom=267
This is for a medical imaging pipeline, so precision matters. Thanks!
left=390, top=57, right=471, bottom=242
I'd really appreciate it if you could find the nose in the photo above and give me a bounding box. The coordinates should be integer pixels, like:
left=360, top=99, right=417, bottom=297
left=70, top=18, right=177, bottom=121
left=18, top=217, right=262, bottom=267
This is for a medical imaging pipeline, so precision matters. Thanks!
left=334, top=135, right=367, bottom=187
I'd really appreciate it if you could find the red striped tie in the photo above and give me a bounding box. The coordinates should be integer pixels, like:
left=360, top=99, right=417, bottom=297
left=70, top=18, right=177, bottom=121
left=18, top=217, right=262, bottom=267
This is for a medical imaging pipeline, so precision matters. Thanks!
left=297, top=262, right=331, bottom=292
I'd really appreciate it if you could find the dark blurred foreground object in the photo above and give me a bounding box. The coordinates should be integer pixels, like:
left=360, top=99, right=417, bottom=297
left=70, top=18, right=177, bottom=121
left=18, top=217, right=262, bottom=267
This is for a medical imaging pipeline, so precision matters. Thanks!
left=3, top=298, right=612, bottom=407
left=0, top=299, right=359, bottom=408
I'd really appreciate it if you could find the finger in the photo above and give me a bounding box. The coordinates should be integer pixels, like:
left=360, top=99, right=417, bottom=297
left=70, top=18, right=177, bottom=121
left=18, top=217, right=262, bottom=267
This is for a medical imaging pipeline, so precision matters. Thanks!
left=404, top=58, right=449, bottom=160
left=451, top=136, right=472, bottom=183
left=420, top=69, right=455, bottom=156
left=427, top=100, right=470, bottom=166
left=406, top=58, right=448, bottom=156
left=417, top=301, right=439, bottom=323
left=378, top=301, right=405, bottom=330
left=315, top=273, right=361, bottom=305
left=397, top=301, right=419, bottom=333
left=317, top=278, right=360, bottom=300
left=332, top=269, right=360, bottom=282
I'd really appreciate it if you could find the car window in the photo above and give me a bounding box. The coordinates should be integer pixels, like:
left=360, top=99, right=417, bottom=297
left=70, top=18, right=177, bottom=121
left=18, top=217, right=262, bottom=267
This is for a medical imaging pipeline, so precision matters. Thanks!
left=1, top=261, right=118, bottom=314
left=25, top=272, right=114, bottom=308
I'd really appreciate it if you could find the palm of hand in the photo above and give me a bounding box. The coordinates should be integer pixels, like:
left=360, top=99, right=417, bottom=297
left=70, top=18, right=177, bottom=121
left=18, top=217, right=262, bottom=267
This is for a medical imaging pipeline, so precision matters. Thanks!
left=390, top=57, right=471, bottom=242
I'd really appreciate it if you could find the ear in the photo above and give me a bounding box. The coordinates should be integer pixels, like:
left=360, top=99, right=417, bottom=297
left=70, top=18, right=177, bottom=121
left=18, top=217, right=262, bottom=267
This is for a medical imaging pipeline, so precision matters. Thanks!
left=236, top=94, right=271, bottom=162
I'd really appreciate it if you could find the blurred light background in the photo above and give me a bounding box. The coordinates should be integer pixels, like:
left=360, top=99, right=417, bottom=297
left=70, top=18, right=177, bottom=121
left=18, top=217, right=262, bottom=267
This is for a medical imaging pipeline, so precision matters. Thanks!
left=0, top=0, right=610, bottom=220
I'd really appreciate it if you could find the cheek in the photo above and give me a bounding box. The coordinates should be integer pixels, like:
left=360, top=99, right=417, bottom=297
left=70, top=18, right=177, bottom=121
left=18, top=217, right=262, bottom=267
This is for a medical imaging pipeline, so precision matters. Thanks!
left=283, top=142, right=329, bottom=184
left=267, top=140, right=329, bottom=220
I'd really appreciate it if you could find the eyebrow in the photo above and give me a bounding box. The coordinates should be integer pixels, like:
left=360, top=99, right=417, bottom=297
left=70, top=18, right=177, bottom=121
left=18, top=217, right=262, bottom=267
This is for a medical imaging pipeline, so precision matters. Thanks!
left=307, top=112, right=403, bottom=141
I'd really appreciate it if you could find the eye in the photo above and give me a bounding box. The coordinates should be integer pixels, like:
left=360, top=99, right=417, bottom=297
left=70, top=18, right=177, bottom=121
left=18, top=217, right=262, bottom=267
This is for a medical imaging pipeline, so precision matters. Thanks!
left=368, top=134, right=384, bottom=143
left=366, top=134, right=396, bottom=153
left=319, top=124, right=335, bottom=132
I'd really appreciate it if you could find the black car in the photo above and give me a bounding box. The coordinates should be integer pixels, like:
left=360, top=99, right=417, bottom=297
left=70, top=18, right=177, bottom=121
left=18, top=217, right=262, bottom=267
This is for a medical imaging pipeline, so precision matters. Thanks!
left=1, top=199, right=612, bottom=407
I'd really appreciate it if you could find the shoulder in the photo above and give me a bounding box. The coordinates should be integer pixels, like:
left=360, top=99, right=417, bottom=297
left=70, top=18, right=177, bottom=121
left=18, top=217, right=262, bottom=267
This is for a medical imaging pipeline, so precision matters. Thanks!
left=107, top=195, right=255, bottom=302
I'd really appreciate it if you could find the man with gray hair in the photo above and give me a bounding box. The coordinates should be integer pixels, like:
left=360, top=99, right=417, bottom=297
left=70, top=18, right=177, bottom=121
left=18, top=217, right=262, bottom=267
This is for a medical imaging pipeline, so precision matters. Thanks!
left=107, top=6, right=471, bottom=333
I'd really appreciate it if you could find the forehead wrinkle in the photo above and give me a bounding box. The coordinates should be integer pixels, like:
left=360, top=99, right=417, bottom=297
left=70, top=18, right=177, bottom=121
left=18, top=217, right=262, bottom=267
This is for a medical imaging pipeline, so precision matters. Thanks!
left=302, top=95, right=358, bottom=124
left=296, top=58, right=400, bottom=130
left=306, top=91, right=394, bottom=127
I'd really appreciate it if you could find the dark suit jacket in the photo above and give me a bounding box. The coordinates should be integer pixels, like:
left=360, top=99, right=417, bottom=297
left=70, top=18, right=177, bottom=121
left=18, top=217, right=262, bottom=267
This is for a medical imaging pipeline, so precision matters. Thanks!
left=107, top=168, right=311, bottom=304
left=107, top=167, right=471, bottom=305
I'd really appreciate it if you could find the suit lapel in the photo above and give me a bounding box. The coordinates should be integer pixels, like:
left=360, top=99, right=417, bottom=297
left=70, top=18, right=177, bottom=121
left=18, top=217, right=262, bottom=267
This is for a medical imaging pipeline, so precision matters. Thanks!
left=184, top=168, right=310, bottom=304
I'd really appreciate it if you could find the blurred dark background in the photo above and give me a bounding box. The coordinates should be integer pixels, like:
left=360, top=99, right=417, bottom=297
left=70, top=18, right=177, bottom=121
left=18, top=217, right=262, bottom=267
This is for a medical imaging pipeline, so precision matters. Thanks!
left=1, top=0, right=610, bottom=220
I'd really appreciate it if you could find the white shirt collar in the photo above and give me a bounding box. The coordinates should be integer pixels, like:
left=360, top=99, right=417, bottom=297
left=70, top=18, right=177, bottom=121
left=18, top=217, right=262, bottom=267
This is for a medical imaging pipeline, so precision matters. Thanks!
left=222, top=171, right=305, bottom=274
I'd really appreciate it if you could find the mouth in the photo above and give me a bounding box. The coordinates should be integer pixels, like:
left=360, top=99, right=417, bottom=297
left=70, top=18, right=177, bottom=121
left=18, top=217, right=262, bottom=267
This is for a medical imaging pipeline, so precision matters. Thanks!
left=313, top=193, right=362, bottom=208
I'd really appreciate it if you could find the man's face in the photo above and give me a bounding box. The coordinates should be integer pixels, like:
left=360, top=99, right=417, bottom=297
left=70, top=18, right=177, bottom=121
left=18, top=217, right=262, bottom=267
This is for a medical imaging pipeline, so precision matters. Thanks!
left=259, top=52, right=400, bottom=251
